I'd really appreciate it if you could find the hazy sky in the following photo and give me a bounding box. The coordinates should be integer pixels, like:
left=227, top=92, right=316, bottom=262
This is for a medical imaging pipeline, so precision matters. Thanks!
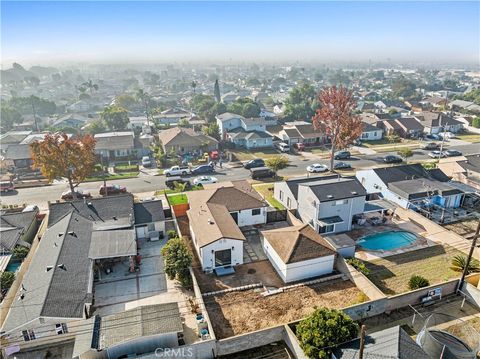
left=1, top=1, right=479, bottom=66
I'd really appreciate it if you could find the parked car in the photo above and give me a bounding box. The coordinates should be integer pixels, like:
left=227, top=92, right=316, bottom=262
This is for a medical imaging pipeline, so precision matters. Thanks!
left=306, top=163, right=329, bottom=173
left=293, top=143, right=305, bottom=151
left=445, top=149, right=463, bottom=157
left=383, top=155, right=403, bottom=164
left=141, top=156, right=152, bottom=168
left=428, top=151, right=447, bottom=159
left=193, top=176, right=218, bottom=186
left=99, top=184, right=127, bottom=196
left=275, top=142, right=290, bottom=153
left=334, top=150, right=351, bottom=160
left=61, top=188, right=92, bottom=201
left=165, top=177, right=191, bottom=189
left=421, top=142, right=440, bottom=150
left=244, top=158, right=265, bottom=169
left=333, top=162, right=352, bottom=170
left=250, top=167, right=275, bottom=180
left=0, top=180, right=14, bottom=193
left=424, top=134, right=440, bottom=140
left=164, top=165, right=191, bottom=177
left=439, top=132, right=455, bottom=140
left=191, top=164, right=215, bottom=175
left=353, top=139, right=362, bottom=146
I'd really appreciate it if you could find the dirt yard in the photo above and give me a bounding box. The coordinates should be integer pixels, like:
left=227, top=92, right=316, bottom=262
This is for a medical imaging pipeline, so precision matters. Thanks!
left=364, top=245, right=464, bottom=295
left=443, top=218, right=479, bottom=237
left=204, top=279, right=367, bottom=338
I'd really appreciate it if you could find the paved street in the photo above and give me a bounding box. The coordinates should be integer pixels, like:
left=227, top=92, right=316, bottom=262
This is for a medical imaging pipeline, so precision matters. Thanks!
left=1, top=143, right=479, bottom=210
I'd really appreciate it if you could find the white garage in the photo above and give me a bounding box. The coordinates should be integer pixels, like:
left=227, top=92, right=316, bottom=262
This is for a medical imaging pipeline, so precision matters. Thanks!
left=262, top=224, right=336, bottom=283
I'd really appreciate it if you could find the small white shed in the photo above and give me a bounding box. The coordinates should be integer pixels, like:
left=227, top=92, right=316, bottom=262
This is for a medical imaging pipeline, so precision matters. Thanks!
left=262, top=224, right=336, bottom=283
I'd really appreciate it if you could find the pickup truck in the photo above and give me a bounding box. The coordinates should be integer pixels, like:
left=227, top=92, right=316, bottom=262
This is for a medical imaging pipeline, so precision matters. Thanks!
left=163, top=165, right=191, bottom=177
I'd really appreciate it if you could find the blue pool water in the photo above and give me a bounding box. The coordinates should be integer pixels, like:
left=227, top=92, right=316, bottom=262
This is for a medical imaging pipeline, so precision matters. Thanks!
left=6, top=261, right=21, bottom=273
left=357, top=231, right=417, bottom=251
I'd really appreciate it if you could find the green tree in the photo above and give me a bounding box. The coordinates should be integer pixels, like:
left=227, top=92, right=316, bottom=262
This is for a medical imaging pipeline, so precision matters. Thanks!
left=450, top=255, right=480, bottom=275
left=81, top=79, right=98, bottom=95
left=191, top=80, right=197, bottom=94
left=398, top=148, right=413, bottom=163
left=265, top=155, right=289, bottom=175
left=136, top=88, right=151, bottom=126
left=12, top=246, right=29, bottom=259
left=178, top=118, right=190, bottom=127
left=116, top=93, right=137, bottom=111
left=391, top=77, right=417, bottom=99
left=8, top=95, right=56, bottom=115
left=283, top=83, right=317, bottom=121
left=100, top=105, right=129, bottom=130
left=296, top=307, right=358, bottom=359
left=1, top=272, right=15, bottom=292
left=408, top=275, right=430, bottom=290
left=161, top=237, right=192, bottom=288
left=472, top=117, right=480, bottom=128
left=203, top=122, right=221, bottom=140
left=85, top=119, right=106, bottom=134
left=0, top=104, right=23, bottom=131
left=214, top=79, right=221, bottom=103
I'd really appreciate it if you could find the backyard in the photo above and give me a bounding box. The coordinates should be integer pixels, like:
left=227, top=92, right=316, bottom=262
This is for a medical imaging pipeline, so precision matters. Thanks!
left=443, top=218, right=480, bottom=237
left=363, top=245, right=465, bottom=295
left=252, top=183, right=285, bottom=210
left=167, top=193, right=189, bottom=205
left=204, top=279, right=367, bottom=338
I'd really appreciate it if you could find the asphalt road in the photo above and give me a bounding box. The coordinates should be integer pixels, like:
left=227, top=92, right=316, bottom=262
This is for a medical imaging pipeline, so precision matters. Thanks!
left=2, top=143, right=479, bottom=210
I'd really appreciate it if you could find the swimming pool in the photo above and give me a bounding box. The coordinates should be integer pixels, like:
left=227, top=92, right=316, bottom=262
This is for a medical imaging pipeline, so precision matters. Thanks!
left=357, top=231, right=417, bottom=251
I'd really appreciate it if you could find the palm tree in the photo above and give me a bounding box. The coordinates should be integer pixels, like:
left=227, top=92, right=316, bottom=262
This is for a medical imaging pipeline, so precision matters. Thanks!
left=136, top=88, right=150, bottom=127
left=450, top=255, right=480, bottom=275
left=81, top=79, right=98, bottom=95
left=191, top=81, right=197, bottom=94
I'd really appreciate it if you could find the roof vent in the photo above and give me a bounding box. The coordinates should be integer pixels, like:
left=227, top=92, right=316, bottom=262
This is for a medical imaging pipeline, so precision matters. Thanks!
left=68, top=231, right=77, bottom=238
left=57, top=264, right=67, bottom=271
left=113, top=216, right=117, bottom=221
left=87, top=202, right=93, bottom=206
left=46, top=265, right=53, bottom=272
left=208, top=218, right=214, bottom=225
left=327, top=195, right=334, bottom=199
left=351, top=191, right=358, bottom=195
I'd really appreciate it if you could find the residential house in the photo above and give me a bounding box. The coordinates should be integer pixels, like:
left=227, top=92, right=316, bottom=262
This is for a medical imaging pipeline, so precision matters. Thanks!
left=0, top=210, right=38, bottom=254
left=0, top=131, right=31, bottom=155
left=3, top=144, right=33, bottom=170
left=278, top=121, right=328, bottom=147
left=359, top=122, right=383, bottom=141
left=413, top=112, right=464, bottom=134
left=155, top=108, right=192, bottom=126
left=261, top=224, right=336, bottom=283
left=157, top=127, right=218, bottom=155
left=216, top=112, right=245, bottom=138
left=394, top=117, right=425, bottom=138
left=133, top=199, right=166, bottom=240
left=296, top=176, right=367, bottom=234
left=187, top=180, right=267, bottom=271
left=450, top=99, right=480, bottom=114
left=94, top=131, right=135, bottom=161
left=221, top=92, right=240, bottom=104
left=51, top=114, right=87, bottom=129
left=356, top=164, right=463, bottom=209
left=438, top=154, right=480, bottom=191
left=226, top=129, right=273, bottom=149
left=377, top=119, right=403, bottom=137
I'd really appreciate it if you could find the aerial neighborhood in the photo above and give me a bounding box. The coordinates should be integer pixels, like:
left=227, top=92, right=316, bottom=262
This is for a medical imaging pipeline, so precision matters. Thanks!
left=1, top=3, right=480, bottom=356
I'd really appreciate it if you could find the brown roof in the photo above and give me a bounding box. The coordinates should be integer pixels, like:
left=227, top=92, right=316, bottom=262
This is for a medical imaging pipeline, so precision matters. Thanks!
left=158, top=127, right=218, bottom=147
left=208, top=186, right=266, bottom=212
left=262, top=225, right=336, bottom=264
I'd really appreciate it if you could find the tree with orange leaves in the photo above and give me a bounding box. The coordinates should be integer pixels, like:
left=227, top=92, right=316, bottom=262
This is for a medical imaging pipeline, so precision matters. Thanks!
left=312, top=86, right=363, bottom=171
left=30, top=133, right=96, bottom=196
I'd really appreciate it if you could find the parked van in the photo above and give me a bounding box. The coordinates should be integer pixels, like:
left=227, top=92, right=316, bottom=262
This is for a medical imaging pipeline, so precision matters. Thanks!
left=275, top=142, right=290, bottom=153
left=250, top=167, right=274, bottom=180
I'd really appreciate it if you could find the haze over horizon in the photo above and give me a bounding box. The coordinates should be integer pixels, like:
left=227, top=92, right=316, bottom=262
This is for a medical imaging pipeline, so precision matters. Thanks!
left=1, top=1, right=479, bottom=67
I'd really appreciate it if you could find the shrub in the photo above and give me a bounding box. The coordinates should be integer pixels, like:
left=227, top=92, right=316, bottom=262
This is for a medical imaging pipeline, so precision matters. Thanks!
left=408, top=275, right=430, bottom=290
left=472, top=117, right=480, bottom=129
left=161, top=237, right=192, bottom=288
left=167, top=230, right=177, bottom=239
left=296, top=307, right=358, bottom=359
left=450, top=255, right=480, bottom=275
left=346, top=258, right=370, bottom=276
left=12, top=246, right=29, bottom=260
left=1, top=272, right=15, bottom=291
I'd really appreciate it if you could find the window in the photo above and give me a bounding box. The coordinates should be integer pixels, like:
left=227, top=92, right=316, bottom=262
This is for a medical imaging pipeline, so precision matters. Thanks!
left=147, top=223, right=155, bottom=232
left=333, top=199, right=348, bottom=206
left=22, top=329, right=36, bottom=341
left=252, top=208, right=261, bottom=216
left=287, top=197, right=292, bottom=209
left=279, top=190, right=284, bottom=201
left=319, top=224, right=334, bottom=234
left=55, top=323, right=68, bottom=335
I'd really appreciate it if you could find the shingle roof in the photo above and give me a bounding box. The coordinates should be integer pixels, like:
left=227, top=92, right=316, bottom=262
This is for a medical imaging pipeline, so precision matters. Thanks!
left=284, top=175, right=339, bottom=199
left=207, top=186, right=267, bottom=212
left=4, top=143, right=31, bottom=160
left=216, top=112, right=245, bottom=122
left=302, top=177, right=367, bottom=202
left=333, top=326, right=430, bottom=359
left=395, top=117, right=424, bottom=131
left=0, top=211, right=37, bottom=251
left=262, top=224, right=336, bottom=264
left=157, top=127, right=218, bottom=147
left=88, top=229, right=136, bottom=259
left=48, top=194, right=134, bottom=228
left=134, top=200, right=165, bottom=224
left=459, top=154, right=480, bottom=173
left=0, top=228, right=21, bottom=252
left=98, top=303, right=183, bottom=349
left=389, top=178, right=463, bottom=200
left=94, top=132, right=134, bottom=151
left=372, top=164, right=431, bottom=185
left=227, top=128, right=273, bottom=140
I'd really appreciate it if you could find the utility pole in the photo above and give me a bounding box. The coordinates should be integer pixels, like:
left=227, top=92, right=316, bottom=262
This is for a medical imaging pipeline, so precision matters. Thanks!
left=457, top=219, right=480, bottom=292
left=31, top=97, right=40, bottom=132
left=438, top=91, right=448, bottom=159
left=359, top=325, right=366, bottom=359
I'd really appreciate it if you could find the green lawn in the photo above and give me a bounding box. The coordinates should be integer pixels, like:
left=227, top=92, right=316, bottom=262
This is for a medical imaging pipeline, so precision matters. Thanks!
left=229, top=149, right=281, bottom=161
left=364, top=245, right=464, bottom=295
left=167, top=193, right=189, bottom=205
left=85, top=172, right=139, bottom=182
left=456, top=132, right=480, bottom=143
left=154, top=185, right=203, bottom=196
left=114, top=164, right=138, bottom=172
left=252, top=183, right=285, bottom=210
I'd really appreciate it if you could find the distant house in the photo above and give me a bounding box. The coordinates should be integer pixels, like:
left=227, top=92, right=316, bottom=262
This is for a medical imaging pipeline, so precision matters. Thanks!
left=450, top=99, right=480, bottom=114
left=0, top=210, right=38, bottom=255
left=279, top=121, right=328, bottom=147
left=51, top=114, right=87, bottom=129
left=157, top=127, right=218, bottom=155
left=94, top=131, right=135, bottom=161
left=261, top=224, right=336, bottom=283
left=356, top=164, right=463, bottom=209
left=438, top=154, right=480, bottom=191
left=0, top=131, right=32, bottom=155
left=154, top=108, right=192, bottom=126
left=360, top=122, right=383, bottom=141
left=3, top=144, right=33, bottom=170
left=394, top=117, right=424, bottom=138
left=226, top=129, right=273, bottom=149
left=413, top=112, right=463, bottom=134
left=216, top=112, right=246, bottom=138
left=221, top=92, right=240, bottom=104
left=377, top=120, right=403, bottom=137
left=187, top=180, right=267, bottom=271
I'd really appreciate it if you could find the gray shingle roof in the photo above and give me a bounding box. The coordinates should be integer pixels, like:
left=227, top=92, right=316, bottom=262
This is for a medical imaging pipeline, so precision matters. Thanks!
left=94, top=132, right=134, bottom=151
left=133, top=200, right=165, bottom=225
left=0, top=211, right=37, bottom=251
left=4, top=144, right=31, bottom=160
left=301, top=177, right=367, bottom=202
left=372, top=164, right=431, bottom=186
left=285, top=175, right=339, bottom=199
left=88, top=229, right=136, bottom=259
left=389, top=178, right=462, bottom=200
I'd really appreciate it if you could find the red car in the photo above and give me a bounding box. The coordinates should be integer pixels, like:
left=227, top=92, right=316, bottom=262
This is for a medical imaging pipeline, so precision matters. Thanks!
left=99, top=184, right=127, bottom=196
left=294, top=143, right=305, bottom=151
left=0, top=180, right=14, bottom=193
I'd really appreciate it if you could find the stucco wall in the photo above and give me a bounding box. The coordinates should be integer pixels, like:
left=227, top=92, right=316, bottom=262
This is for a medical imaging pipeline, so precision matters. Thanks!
left=236, top=207, right=267, bottom=227
left=285, top=255, right=335, bottom=283
left=273, top=181, right=297, bottom=210
left=200, top=238, right=243, bottom=270
left=318, top=196, right=365, bottom=233
left=356, top=170, right=410, bottom=208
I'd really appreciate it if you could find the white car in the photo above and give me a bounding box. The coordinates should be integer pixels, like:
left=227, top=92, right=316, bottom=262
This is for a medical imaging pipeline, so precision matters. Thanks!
left=428, top=150, right=447, bottom=159
left=193, top=176, right=218, bottom=186
left=306, top=163, right=329, bottom=173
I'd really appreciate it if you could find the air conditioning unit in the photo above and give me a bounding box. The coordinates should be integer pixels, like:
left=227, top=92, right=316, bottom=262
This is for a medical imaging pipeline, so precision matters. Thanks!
left=148, top=231, right=160, bottom=241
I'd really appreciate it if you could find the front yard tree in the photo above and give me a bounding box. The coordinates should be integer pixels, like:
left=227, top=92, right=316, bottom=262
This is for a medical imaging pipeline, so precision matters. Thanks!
left=398, top=148, right=413, bottom=163
left=265, top=155, right=289, bottom=176
left=30, top=133, right=96, bottom=197
left=100, top=105, right=129, bottom=130
left=296, top=307, right=358, bottom=359
left=312, top=86, right=363, bottom=171
left=203, top=122, right=221, bottom=140
left=161, top=237, right=192, bottom=288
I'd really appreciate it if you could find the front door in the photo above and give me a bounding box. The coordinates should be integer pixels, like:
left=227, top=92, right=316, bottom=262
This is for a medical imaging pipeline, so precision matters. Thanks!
left=230, top=212, right=238, bottom=224
left=135, top=225, right=148, bottom=239
left=215, top=249, right=232, bottom=267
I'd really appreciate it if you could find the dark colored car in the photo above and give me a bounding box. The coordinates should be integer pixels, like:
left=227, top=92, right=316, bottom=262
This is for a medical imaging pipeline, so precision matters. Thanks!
left=191, top=164, right=215, bottom=175
left=244, top=158, right=265, bottom=169
left=99, top=184, right=127, bottom=196
left=250, top=167, right=274, bottom=180
left=334, top=150, right=351, bottom=160
left=165, top=177, right=191, bottom=189
left=333, top=162, right=352, bottom=170
left=383, top=155, right=403, bottom=164
left=445, top=149, right=462, bottom=157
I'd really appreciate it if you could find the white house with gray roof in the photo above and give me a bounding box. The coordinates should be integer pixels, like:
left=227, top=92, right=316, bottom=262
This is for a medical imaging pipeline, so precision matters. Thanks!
left=216, top=112, right=276, bottom=147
